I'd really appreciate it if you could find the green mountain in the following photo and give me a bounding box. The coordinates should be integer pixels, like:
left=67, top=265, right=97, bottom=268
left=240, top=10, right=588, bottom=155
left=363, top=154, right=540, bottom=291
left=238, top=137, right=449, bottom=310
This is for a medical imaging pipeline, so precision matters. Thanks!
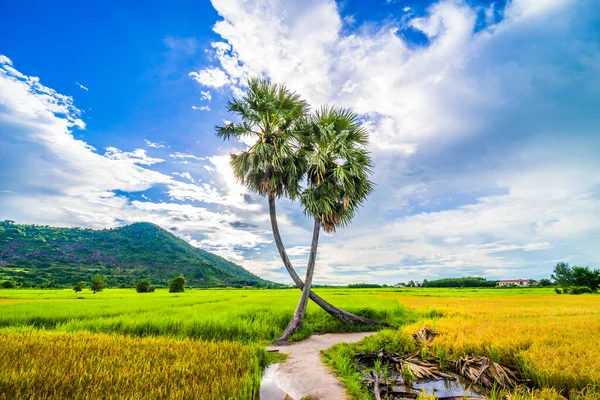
left=0, top=221, right=272, bottom=288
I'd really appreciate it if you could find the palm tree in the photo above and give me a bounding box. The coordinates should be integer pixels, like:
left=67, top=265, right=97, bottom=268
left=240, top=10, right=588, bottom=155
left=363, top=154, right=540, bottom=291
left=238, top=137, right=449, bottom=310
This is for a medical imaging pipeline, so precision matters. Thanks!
left=216, top=78, right=386, bottom=328
left=274, top=106, right=374, bottom=343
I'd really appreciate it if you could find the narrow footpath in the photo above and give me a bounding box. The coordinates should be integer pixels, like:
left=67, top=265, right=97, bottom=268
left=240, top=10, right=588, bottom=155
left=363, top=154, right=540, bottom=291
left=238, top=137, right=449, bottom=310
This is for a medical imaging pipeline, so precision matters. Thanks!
left=261, top=332, right=375, bottom=400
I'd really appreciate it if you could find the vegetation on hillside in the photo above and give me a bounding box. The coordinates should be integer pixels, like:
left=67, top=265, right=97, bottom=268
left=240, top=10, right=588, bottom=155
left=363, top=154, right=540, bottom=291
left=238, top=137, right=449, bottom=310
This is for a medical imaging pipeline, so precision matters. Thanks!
left=0, top=220, right=270, bottom=288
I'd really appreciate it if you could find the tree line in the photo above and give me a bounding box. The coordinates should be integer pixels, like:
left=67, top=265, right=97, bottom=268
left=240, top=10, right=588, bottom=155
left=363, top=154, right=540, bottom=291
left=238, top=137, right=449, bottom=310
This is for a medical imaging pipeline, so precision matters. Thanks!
left=69, top=275, right=187, bottom=294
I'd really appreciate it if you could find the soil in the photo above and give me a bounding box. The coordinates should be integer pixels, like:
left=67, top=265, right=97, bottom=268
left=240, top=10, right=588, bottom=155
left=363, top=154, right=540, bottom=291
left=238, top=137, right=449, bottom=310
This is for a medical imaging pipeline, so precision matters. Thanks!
left=262, top=332, right=375, bottom=400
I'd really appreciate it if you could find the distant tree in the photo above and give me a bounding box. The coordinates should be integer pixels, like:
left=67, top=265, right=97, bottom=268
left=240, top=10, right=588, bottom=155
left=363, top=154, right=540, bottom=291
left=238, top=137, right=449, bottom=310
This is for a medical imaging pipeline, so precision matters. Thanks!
left=169, top=276, right=186, bottom=293
left=422, top=277, right=497, bottom=288
left=422, top=279, right=429, bottom=287
left=572, top=266, right=600, bottom=291
left=552, top=262, right=573, bottom=288
left=1, top=281, right=16, bottom=289
left=408, top=280, right=416, bottom=288
left=552, top=263, right=599, bottom=292
left=347, top=283, right=381, bottom=288
left=73, top=281, right=86, bottom=292
left=136, top=280, right=151, bottom=293
left=91, top=274, right=106, bottom=294
left=539, top=278, right=552, bottom=287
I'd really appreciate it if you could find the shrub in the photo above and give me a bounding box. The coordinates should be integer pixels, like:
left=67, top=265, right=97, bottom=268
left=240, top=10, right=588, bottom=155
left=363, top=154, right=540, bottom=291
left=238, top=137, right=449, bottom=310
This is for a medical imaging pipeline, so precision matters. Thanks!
left=169, top=276, right=186, bottom=293
left=1, top=281, right=16, bottom=289
left=554, top=288, right=563, bottom=294
left=136, top=280, right=151, bottom=293
left=569, top=286, right=593, bottom=295
left=73, top=281, right=86, bottom=292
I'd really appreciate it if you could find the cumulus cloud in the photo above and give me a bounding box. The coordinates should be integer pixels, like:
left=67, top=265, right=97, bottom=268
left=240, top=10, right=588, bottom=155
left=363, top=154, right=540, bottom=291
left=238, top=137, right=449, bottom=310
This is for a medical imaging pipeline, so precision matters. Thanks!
left=190, top=0, right=600, bottom=283
left=2, top=0, right=599, bottom=284
left=0, top=58, right=270, bottom=263
left=189, top=67, right=230, bottom=88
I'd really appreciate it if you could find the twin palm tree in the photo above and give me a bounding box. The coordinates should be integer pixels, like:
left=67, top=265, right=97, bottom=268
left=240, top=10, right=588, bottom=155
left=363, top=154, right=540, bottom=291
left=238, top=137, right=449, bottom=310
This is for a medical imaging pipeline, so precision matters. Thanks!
left=216, top=78, right=385, bottom=343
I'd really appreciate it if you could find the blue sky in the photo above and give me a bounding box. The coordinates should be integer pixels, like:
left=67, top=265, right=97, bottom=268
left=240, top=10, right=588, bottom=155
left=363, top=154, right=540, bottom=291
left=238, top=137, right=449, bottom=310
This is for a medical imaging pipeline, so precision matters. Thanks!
left=1, top=0, right=599, bottom=284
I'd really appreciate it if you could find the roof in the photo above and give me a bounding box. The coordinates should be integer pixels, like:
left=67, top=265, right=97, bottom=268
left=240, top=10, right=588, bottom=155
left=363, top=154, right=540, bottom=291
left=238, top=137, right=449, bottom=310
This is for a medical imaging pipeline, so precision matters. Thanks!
left=499, top=279, right=530, bottom=282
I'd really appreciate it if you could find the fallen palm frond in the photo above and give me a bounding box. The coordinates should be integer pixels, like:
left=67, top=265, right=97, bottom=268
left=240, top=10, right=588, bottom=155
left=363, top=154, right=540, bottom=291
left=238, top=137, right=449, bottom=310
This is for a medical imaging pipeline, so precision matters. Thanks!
left=399, top=353, right=454, bottom=380
left=413, top=327, right=439, bottom=344
left=452, top=356, right=520, bottom=388
left=369, top=370, right=383, bottom=400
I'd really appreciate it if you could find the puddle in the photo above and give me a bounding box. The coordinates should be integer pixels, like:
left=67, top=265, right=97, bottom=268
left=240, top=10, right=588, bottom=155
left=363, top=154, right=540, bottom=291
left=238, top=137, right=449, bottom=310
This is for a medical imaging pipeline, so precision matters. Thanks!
left=259, top=364, right=291, bottom=400
left=388, top=377, right=487, bottom=398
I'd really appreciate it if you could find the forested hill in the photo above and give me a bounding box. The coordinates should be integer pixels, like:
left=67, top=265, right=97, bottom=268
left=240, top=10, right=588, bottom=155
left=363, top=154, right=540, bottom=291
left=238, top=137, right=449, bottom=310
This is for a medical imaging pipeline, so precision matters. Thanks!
left=0, top=221, right=272, bottom=288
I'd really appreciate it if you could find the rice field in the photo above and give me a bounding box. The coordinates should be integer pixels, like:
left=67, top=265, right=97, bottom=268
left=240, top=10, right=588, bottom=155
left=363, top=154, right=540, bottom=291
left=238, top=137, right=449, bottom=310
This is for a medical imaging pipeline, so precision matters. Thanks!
left=323, top=288, right=600, bottom=399
left=0, top=329, right=265, bottom=400
left=0, top=287, right=598, bottom=399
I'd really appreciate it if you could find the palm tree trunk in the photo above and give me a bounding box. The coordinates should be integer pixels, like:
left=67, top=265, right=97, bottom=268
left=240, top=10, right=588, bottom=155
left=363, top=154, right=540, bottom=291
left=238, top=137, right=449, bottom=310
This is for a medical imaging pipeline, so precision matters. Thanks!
left=273, top=218, right=321, bottom=344
left=268, top=195, right=392, bottom=327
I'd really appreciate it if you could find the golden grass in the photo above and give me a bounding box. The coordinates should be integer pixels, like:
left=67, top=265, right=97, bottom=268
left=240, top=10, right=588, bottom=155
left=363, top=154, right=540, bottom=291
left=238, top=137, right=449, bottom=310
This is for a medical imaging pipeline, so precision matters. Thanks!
left=379, top=294, right=600, bottom=397
left=0, top=329, right=266, bottom=400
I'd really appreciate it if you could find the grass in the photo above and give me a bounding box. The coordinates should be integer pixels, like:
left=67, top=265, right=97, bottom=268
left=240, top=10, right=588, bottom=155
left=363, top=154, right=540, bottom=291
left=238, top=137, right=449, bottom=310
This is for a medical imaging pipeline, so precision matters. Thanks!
left=322, top=288, right=600, bottom=399
left=0, top=288, right=416, bottom=342
left=0, top=328, right=266, bottom=400
left=0, top=287, right=598, bottom=399
left=0, top=287, right=415, bottom=399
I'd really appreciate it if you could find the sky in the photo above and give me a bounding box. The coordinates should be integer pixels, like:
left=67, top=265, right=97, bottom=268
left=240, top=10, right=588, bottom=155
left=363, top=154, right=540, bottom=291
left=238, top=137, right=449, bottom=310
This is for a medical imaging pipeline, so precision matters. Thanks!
left=1, top=0, right=599, bottom=285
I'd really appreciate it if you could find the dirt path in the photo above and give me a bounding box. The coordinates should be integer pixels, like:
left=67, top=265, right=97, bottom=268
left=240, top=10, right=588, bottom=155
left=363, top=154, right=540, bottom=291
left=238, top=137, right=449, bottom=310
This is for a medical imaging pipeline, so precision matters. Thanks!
left=262, top=332, right=375, bottom=400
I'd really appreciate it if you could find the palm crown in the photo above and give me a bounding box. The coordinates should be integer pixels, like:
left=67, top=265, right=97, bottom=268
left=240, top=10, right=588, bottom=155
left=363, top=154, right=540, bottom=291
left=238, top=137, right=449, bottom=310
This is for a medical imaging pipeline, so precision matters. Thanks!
left=297, top=107, right=374, bottom=232
left=215, top=78, right=309, bottom=199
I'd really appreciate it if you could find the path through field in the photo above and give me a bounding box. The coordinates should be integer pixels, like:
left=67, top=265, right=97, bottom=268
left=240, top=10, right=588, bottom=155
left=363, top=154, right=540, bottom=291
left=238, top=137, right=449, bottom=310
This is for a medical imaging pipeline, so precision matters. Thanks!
left=262, top=332, right=375, bottom=400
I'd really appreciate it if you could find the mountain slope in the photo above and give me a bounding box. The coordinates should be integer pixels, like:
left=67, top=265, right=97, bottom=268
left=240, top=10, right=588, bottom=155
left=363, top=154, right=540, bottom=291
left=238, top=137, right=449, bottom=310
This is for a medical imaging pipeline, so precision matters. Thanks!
left=0, top=221, right=272, bottom=288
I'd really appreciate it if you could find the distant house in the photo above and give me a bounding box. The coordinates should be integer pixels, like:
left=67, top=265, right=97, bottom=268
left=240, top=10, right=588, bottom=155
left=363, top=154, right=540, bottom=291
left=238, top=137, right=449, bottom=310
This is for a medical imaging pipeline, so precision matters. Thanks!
left=497, top=279, right=533, bottom=287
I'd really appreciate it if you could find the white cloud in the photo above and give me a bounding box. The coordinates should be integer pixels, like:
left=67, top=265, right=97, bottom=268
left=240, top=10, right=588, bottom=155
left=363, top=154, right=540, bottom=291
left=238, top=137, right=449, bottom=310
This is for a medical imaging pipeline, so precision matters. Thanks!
left=0, top=55, right=13, bottom=65
left=104, top=147, right=165, bottom=166
left=189, top=67, right=230, bottom=88
left=194, top=0, right=600, bottom=283
left=200, top=90, right=212, bottom=101
left=191, top=105, right=211, bottom=111
left=75, top=82, right=89, bottom=91
left=2, top=0, right=599, bottom=285
left=144, top=139, right=169, bottom=149
left=0, top=59, right=270, bottom=263
left=172, top=171, right=196, bottom=183
left=169, top=152, right=205, bottom=161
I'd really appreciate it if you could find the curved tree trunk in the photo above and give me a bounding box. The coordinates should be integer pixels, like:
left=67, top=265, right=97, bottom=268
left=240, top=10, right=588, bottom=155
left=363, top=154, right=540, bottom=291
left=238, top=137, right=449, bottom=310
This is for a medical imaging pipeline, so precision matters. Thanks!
left=273, top=218, right=321, bottom=344
left=268, top=195, right=392, bottom=328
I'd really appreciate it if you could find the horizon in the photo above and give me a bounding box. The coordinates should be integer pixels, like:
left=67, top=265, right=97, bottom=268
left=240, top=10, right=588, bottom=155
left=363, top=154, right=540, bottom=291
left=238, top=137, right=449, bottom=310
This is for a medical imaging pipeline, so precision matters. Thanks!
left=1, top=0, right=599, bottom=285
